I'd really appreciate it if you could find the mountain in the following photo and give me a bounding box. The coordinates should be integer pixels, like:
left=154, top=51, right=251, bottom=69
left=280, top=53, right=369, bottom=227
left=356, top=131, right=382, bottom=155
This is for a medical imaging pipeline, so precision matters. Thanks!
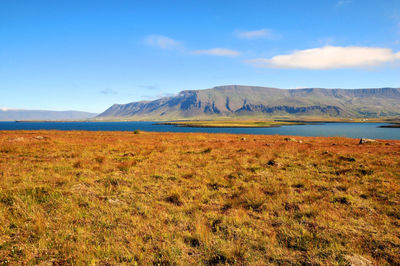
left=0, top=109, right=98, bottom=121
left=97, top=85, right=400, bottom=120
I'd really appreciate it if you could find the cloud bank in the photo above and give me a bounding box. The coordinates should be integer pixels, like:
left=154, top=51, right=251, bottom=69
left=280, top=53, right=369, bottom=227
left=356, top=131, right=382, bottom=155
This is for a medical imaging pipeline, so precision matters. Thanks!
left=144, top=35, right=182, bottom=50
left=192, top=48, right=240, bottom=57
left=236, top=29, right=273, bottom=39
left=248, top=46, right=400, bottom=69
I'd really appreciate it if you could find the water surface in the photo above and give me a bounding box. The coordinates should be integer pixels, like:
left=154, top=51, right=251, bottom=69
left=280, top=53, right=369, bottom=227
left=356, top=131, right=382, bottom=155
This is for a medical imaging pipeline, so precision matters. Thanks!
left=0, top=121, right=399, bottom=140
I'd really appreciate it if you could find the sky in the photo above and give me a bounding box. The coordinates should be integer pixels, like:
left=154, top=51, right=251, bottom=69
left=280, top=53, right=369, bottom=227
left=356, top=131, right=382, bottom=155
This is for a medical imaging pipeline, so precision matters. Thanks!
left=1, top=0, right=400, bottom=113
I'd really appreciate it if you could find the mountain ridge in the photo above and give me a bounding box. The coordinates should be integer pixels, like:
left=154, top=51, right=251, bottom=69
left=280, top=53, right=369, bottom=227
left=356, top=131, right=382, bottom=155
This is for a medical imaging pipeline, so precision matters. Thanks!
left=0, top=109, right=98, bottom=121
left=97, top=85, right=400, bottom=120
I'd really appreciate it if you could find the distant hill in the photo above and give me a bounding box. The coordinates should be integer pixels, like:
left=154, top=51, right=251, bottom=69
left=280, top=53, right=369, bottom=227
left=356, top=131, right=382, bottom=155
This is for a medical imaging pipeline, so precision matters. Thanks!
left=0, top=109, right=98, bottom=121
left=97, top=85, right=400, bottom=120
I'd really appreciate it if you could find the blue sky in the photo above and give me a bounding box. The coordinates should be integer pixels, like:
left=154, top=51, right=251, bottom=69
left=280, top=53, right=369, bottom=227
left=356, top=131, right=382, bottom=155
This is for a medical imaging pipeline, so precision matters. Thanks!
left=1, top=0, right=400, bottom=113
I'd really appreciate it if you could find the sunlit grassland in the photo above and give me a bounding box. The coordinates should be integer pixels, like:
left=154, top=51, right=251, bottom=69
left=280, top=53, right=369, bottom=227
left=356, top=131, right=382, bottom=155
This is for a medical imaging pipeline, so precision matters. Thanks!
left=0, top=130, right=399, bottom=264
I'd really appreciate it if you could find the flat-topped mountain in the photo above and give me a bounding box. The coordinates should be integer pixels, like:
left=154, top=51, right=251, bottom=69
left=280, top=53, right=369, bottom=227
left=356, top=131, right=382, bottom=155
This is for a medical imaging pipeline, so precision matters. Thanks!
left=97, top=85, right=400, bottom=120
left=0, top=109, right=97, bottom=121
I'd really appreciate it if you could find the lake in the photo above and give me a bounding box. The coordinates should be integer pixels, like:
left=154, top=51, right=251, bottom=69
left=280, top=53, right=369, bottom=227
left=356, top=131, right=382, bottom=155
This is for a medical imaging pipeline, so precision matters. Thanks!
left=0, top=121, right=399, bottom=140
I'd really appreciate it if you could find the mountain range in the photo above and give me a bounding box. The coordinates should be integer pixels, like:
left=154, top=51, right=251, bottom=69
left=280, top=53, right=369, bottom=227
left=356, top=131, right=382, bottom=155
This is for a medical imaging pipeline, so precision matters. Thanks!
left=97, top=85, right=400, bottom=120
left=0, top=109, right=97, bottom=121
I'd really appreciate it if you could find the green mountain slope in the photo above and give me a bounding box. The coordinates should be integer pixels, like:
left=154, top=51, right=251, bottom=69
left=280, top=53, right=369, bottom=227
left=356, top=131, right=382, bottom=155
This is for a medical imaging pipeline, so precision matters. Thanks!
left=97, top=85, right=400, bottom=120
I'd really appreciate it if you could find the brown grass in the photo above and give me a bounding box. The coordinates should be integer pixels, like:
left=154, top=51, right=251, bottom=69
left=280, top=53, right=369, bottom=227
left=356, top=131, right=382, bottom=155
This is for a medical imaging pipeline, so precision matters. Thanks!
left=0, top=130, right=399, bottom=264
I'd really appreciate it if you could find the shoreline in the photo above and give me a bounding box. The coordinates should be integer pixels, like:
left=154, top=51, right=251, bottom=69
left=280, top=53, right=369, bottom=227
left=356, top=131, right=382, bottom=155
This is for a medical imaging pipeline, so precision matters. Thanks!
left=378, top=123, right=400, bottom=128
left=155, top=121, right=307, bottom=128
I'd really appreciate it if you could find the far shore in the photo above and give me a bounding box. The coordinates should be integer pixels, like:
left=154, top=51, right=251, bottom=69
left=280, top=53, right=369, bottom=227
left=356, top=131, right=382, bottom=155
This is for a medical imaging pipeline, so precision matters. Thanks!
left=155, top=120, right=306, bottom=128
left=378, top=124, right=400, bottom=128
left=4, top=117, right=400, bottom=129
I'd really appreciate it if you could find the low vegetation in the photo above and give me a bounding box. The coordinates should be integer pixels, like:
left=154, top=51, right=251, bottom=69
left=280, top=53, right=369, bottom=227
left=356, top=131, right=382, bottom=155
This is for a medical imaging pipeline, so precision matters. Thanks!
left=0, top=130, right=399, bottom=264
left=276, top=117, right=400, bottom=123
left=157, top=120, right=303, bottom=128
left=157, top=117, right=400, bottom=128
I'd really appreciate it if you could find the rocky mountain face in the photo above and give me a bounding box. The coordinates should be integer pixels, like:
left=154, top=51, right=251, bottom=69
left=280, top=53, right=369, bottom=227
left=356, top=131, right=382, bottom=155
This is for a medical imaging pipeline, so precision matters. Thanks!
left=97, top=85, right=400, bottom=120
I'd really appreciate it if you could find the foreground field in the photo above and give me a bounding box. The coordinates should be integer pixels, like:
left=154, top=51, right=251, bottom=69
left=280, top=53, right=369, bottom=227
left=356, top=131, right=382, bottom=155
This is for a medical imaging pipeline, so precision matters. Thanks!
left=0, top=131, right=399, bottom=264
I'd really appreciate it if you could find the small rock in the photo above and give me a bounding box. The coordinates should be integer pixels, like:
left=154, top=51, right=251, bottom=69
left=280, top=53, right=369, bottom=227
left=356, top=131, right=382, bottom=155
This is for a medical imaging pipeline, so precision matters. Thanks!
left=122, top=152, right=135, bottom=157
left=33, top=136, right=45, bottom=140
left=267, top=160, right=277, bottom=166
left=284, top=137, right=302, bottom=143
left=359, top=138, right=377, bottom=144
left=241, top=137, right=247, bottom=141
left=344, top=254, right=373, bottom=266
left=339, top=156, right=356, bottom=162
left=10, top=137, right=25, bottom=142
left=108, top=198, right=122, bottom=205
left=265, top=144, right=271, bottom=146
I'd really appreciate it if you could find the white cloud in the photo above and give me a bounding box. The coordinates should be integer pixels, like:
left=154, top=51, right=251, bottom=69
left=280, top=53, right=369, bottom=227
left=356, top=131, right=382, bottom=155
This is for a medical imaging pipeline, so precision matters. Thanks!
left=144, top=35, right=182, bottom=50
left=0, top=107, right=17, bottom=111
left=247, top=46, right=400, bottom=69
left=236, top=29, right=273, bottom=39
left=192, top=48, right=240, bottom=57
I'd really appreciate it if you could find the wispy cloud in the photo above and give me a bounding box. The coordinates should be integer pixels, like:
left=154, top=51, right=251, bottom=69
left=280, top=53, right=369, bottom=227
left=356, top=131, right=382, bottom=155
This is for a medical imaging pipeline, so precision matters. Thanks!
left=100, top=89, right=118, bottom=95
left=336, top=0, right=352, bottom=7
left=247, top=46, right=400, bottom=70
left=391, top=10, right=400, bottom=35
left=144, top=35, right=182, bottom=50
left=316, top=37, right=337, bottom=46
left=138, top=85, right=160, bottom=91
left=294, top=86, right=310, bottom=90
left=192, top=48, right=240, bottom=57
left=235, top=29, right=273, bottom=39
left=144, top=34, right=241, bottom=57
left=140, top=92, right=176, bottom=100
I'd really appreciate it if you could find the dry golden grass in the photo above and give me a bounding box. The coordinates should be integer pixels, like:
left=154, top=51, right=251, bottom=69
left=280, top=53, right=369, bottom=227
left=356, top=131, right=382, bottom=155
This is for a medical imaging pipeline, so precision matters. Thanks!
left=0, top=130, right=399, bottom=265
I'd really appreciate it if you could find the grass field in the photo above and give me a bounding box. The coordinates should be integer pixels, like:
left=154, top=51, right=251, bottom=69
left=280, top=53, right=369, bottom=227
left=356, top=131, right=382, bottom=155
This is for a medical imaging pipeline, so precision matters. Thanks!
left=0, top=130, right=399, bottom=264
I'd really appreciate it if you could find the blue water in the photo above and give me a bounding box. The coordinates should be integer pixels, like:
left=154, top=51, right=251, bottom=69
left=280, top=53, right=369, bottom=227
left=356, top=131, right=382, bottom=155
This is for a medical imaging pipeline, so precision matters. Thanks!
left=0, top=121, right=399, bottom=140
